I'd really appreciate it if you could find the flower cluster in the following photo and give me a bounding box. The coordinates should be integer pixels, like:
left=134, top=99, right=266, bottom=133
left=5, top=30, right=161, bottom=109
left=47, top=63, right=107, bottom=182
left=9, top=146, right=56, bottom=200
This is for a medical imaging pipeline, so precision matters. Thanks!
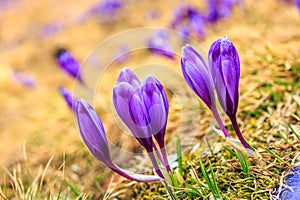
left=73, top=36, right=253, bottom=183
left=181, top=36, right=251, bottom=150
left=76, top=68, right=171, bottom=182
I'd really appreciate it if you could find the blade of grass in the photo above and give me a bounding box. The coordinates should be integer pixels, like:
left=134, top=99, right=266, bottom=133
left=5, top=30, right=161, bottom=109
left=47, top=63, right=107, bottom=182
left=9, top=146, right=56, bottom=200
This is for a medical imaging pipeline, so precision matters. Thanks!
left=163, top=180, right=178, bottom=200
left=288, top=124, right=300, bottom=141
left=265, top=148, right=284, bottom=163
left=209, top=162, right=220, bottom=196
left=64, top=179, right=81, bottom=197
left=199, top=159, right=220, bottom=199
left=176, top=137, right=183, bottom=177
left=169, top=172, right=179, bottom=188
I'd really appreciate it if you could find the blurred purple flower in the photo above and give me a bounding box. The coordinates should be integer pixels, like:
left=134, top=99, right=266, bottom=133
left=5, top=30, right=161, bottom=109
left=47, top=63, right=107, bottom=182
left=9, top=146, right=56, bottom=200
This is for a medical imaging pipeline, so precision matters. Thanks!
left=55, top=49, right=83, bottom=83
left=76, top=99, right=160, bottom=182
left=115, top=45, right=129, bottom=64
left=41, top=22, right=64, bottom=37
left=171, top=4, right=205, bottom=39
left=206, top=0, right=219, bottom=23
left=89, top=0, right=123, bottom=23
left=58, top=87, right=77, bottom=111
left=147, top=31, right=175, bottom=59
left=12, top=70, right=35, bottom=89
left=297, top=0, right=300, bottom=10
left=206, top=0, right=236, bottom=23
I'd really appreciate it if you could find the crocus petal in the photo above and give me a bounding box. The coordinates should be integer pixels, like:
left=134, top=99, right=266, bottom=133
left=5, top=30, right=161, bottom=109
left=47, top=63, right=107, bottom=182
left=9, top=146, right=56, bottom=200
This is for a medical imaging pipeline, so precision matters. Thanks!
left=58, top=87, right=77, bottom=111
left=141, top=76, right=168, bottom=147
left=128, top=90, right=153, bottom=150
left=208, top=36, right=240, bottom=116
left=113, top=82, right=153, bottom=151
left=56, top=49, right=83, bottom=83
left=117, top=67, right=141, bottom=89
left=181, top=45, right=215, bottom=108
left=76, top=99, right=111, bottom=164
left=113, top=82, right=136, bottom=130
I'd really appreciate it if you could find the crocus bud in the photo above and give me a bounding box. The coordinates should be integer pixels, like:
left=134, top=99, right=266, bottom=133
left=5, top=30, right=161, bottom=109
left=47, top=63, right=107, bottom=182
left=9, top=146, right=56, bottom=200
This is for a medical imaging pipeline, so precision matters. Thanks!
left=181, top=45, right=216, bottom=109
left=113, top=68, right=153, bottom=151
left=55, top=49, right=83, bottom=83
left=76, top=99, right=160, bottom=182
left=76, top=99, right=112, bottom=165
left=141, top=76, right=168, bottom=148
left=58, top=87, right=77, bottom=111
left=208, top=36, right=240, bottom=117
left=113, top=68, right=169, bottom=152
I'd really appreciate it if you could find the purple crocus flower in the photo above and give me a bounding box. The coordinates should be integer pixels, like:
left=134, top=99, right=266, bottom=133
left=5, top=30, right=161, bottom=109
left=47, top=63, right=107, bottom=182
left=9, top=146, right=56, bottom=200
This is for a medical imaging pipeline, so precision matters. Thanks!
left=58, top=87, right=77, bottom=111
left=113, top=68, right=168, bottom=151
left=55, top=49, right=83, bottom=83
left=12, top=70, right=35, bottom=89
left=147, top=31, right=175, bottom=59
left=181, top=45, right=216, bottom=109
left=113, top=68, right=171, bottom=172
left=181, top=45, right=231, bottom=139
left=297, top=0, right=300, bottom=11
left=208, top=36, right=240, bottom=117
left=208, top=36, right=250, bottom=149
left=76, top=99, right=160, bottom=182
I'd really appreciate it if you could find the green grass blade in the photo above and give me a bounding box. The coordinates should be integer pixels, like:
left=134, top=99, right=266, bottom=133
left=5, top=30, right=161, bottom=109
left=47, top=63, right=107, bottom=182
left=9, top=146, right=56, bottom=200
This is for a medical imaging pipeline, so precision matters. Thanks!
left=265, top=148, right=284, bottom=163
left=209, top=161, right=220, bottom=196
left=288, top=124, right=300, bottom=141
left=176, top=137, right=183, bottom=177
left=64, top=179, right=81, bottom=197
left=199, top=159, right=219, bottom=198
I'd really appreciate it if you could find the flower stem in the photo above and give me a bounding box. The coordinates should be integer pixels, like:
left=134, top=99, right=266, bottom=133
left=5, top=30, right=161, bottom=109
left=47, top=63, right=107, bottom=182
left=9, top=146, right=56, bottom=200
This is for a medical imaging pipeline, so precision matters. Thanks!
left=229, top=116, right=251, bottom=149
left=211, top=106, right=231, bottom=138
left=160, top=146, right=171, bottom=172
left=148, top=151, right=165, bottom=179
left=152, top=143, right=165, bottom=165
left=108, top=162, right=160, bottom=182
